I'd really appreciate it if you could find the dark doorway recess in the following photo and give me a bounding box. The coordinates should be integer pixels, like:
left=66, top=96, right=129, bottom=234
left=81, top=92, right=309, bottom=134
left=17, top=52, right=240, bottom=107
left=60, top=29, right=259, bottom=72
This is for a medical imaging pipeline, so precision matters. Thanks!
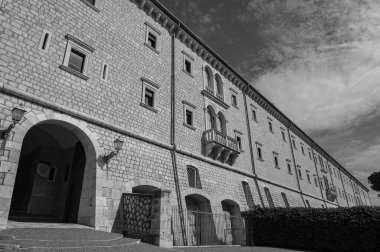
left=9, top=122, right=86, bottom=223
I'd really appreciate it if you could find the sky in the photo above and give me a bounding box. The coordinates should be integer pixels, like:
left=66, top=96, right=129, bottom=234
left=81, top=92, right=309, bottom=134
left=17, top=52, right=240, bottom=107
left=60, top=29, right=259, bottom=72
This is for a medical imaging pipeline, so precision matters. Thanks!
left=159, top=0, right=380, bottom=206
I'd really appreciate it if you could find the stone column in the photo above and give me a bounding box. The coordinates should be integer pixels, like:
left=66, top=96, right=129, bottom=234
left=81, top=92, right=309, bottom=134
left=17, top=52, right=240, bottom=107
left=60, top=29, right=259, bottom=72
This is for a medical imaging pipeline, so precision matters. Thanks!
left=150, top=189, right=172, bottom=248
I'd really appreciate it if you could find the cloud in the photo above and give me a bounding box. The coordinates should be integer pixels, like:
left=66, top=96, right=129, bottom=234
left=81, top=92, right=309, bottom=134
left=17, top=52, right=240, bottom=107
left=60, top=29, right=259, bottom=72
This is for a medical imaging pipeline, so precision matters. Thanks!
left=242, top=0, right=380, bottom=133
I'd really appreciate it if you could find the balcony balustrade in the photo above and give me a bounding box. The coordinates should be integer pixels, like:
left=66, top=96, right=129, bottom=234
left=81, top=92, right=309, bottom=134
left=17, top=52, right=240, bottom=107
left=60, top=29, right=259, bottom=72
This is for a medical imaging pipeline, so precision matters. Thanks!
left=326, top=186, right=337, bottom=202
left=203, top=129, right=240, bottom=165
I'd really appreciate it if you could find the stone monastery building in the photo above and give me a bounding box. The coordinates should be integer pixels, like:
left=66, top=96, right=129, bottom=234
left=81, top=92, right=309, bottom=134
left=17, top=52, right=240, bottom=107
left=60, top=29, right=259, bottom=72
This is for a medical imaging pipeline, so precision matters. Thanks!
left=0, top=0, right=371, bottom=247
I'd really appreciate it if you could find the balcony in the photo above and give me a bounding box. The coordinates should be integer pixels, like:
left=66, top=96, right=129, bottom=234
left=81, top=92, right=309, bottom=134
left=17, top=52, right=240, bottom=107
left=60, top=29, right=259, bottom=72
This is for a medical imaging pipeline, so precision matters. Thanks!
left=326, top=186, right=337, bottom=202
left=203, top=129, right=240, bottom=165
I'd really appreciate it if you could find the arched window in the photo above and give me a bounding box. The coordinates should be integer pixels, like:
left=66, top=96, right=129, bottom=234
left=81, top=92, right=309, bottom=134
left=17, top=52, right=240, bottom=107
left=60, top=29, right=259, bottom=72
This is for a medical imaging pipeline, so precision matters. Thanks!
left=281, top=192, right=290, bottom=208
left=264, top=187, right=275, bottom=208
left=215, top=74, right=224, bottom=101
left=205, top=66, right=214, bottom=94
left=187, top=166, right=202, bottom=189
left=305, top=199, right=311, bottom=208
left=207, top=105, right=217, bottom=130
left=242, top=181, right=255, bottom=209
left=217, top=112, right=227, bottom=134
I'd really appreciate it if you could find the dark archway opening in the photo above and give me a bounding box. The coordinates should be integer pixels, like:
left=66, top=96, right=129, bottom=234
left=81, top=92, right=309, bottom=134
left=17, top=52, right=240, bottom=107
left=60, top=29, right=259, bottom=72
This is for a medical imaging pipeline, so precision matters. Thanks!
left=9, top=122, right=86, bottom=223
left=221, top=199, right=245, bottom=245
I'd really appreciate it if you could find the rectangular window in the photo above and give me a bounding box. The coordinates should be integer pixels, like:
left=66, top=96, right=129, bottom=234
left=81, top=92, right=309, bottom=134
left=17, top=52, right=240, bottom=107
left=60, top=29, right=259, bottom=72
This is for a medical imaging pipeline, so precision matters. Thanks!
left=144, top=88, right=154, bottom=107
left=148, top=32, right=157, bottom=49
left=0, top=172, right=5, bottom=185
left=273, top=152, right=279, bottom=168
left=268, top=121, right=273, bottom=133
left=184, top=59, right=192, bottom=74
left=301, top=145, right=305, bottom=155
left=292, top=137, right=296, bottom=149
left=232, top=94, right=237, bottom=107
left=287, top=161, right=292, bottom=174
left=308, top=149, right=312, bottom=160
left=281, top=130, right=286, bottom=142
left=297, top=166, right=302, bottom=179
left=314, top=175, right=318, bottom=187
left=185, top=110, right=193, bottom=126
left=306, top=171, right=311, bottom=183
left=68, top=49, right=86, bottom=73
left=242, top=181, right=255, bottom=209
left=252, top=110, right=257, bottom=121
left=237, top=136, right=242, bottom=150
left=257, top=145, right=263, bottom=160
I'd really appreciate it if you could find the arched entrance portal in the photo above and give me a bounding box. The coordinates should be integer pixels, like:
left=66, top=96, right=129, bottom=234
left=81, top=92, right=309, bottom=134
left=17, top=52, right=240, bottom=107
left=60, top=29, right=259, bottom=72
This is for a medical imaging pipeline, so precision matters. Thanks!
left=9, top=122, right=87, bottom=223
left=221, top=199, right=245, bottom=245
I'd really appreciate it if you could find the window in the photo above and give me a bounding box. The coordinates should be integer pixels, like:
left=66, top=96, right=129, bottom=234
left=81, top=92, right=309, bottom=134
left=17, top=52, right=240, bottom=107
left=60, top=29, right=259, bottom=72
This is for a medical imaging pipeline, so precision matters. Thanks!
left=187, top=166, right=202, bottom=189
left=286, top=160, right=292, bottom=174
left=264, top=187, right=275, bottom=208
left=60, top=34, right=95, bottom=80
left=321, top=204, right=325, bottom=208
left=242, top=181, right=255, bottom=209
left=0, top=172, right=4, bottom=185
left=252, top=109, right=257, bottom=121
left=215, top=74, right=224, bottom=101
left=281, top=192, right=290, bottom=208
left=205, top=66, right=214, bottom=94
left=231, top=94, right=237, bottom=107
left=185, top=110, right=193, bottom=126
left=305, top=199, right=311, bottom=208
left=145, top=22, right=161, bottom=53
left=281, top=130, right=286, bottom=142
left=301, top=145, right=305, bottom=155
left=101, top=63, right=109, bottom=81
left=314, top=175, right=318, bottom=187
left=297, top=166, right=302, bottom=179
left=182, top=51, right=194, bottom=77
left=79, top=0, right=99, bottom=11
left=291, top=137, right=296, bottom=149
left=86, top=0, right=95, bottom=4
left=39, top=30, right=52, bottom=52
left=273, top=152, right=279, bottom=168
left=268, top=120, right=273, bottom=133
left=234, top=130, right=243, bottom=151
left=308, top=149, right=312, bottom=160
left=140, top=77, right=160, bottom=112
left=144, top=89, right=154, bottom=107
left=306, top=171, right=311, bottom=183
left=256, top=142, right=263, bottom=160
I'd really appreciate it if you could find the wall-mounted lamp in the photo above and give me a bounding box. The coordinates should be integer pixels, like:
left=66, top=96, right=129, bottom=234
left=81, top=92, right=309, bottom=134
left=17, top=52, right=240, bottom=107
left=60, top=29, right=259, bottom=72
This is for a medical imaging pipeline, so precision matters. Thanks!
left=103, top=138, right=124, bottom=163
left=0, top=107, right=26, bottom=140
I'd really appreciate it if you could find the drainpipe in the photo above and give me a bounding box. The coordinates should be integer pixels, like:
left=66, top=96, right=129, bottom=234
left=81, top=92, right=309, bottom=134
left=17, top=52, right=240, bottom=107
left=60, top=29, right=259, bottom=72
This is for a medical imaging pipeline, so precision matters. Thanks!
left=310, top=147, right=327, bottom=207
left=286, top=123, right=306, bottom=207
left=243, top=93, right=264, bottom=207
left=169, top=23, right=187, bottom=246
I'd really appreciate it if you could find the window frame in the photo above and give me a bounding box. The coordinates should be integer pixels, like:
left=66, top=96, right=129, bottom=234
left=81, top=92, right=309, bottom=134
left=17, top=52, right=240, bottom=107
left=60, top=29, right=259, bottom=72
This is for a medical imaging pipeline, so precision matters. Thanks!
left=291, top=136, right=297, bottom=149
left=281, top=192, right=290, bottom=208
left=140, top=77, right=160, bottom=113
left=234, top=130, right=243, bottom=152
left=182, top=100, right=196, bottom=130
left=39, top=30, right=52, bottom=52
left=297, top=165, right=302, bottom=179
left=306, top=171, right=311, bottom=183
left=264, top=187, right=275, bottom=208
left=60, top=35, right=95, bottom=80
left=286, top=159, right=292, bottom=174
left=251, top=105, right=258, bottom=122
left=281, top=128, right=286, bottom=142
left=79, top=0, right=100, bottom=12
left=182, top=50, right=194, bottom=77
left=242, top=181, right=255, bottom=209
left=273, top=152, right=279, bottom=169
left=100, top=62, right=109, bottom=81
left=187, top=166, right=202, bottom=189
left=230, top=88, right=238, bottom=108
left=268, top=118, right=274, bottom=133
left=255, top=142, right=263, bottom=161
left=144, top=22, right=161, bottom=54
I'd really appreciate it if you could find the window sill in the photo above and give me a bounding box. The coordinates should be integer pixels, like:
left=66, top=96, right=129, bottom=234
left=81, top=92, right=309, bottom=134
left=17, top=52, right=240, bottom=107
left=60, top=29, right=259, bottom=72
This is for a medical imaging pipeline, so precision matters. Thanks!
left=79, top=0, right=100, bottom=12
left=182, top=69, right=194, bottom=78
left=232, top=104, right=239, bottom=109
left=269, top=130, right=274, bottom=134
left=288, top=172, right=293, bottom=175
left=140, top=102, right=158, bottom=113
left=183, top=123, right=196, bottom=131
left=144, top=42, right=160, bottom=54
left=275, top=166, right=280, bottom=169
left=257, top=158, right=264, bottom=162
left=59, top=65, right=89, bottom=80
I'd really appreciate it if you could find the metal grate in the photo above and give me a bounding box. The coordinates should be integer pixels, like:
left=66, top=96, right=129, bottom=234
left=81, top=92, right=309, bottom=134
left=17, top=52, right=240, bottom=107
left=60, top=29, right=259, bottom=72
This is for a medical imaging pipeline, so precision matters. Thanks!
left=187, top=166, right=202, bottom=189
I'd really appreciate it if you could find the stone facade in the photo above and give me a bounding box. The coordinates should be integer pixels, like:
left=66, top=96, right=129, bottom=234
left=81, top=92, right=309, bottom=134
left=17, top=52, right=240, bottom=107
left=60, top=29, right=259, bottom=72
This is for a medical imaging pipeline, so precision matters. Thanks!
left=0, top=0, right=371, bottom=246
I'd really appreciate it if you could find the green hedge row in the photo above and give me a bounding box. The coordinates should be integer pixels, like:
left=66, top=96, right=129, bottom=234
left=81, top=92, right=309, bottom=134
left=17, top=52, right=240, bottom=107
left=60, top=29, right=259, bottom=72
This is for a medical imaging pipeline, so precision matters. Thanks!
left=242, top=206, right=380, bottom=252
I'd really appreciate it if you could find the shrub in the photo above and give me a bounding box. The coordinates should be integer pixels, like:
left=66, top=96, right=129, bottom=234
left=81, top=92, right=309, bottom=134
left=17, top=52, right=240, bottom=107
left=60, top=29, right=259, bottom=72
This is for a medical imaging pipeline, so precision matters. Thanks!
left=242, top=206, right=380, bottom=252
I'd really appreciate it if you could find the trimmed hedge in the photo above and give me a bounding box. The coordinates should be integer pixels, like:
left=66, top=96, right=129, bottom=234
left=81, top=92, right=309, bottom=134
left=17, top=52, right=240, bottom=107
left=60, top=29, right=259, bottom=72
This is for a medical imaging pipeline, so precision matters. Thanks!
left=242, top=206, right=380, bottom=252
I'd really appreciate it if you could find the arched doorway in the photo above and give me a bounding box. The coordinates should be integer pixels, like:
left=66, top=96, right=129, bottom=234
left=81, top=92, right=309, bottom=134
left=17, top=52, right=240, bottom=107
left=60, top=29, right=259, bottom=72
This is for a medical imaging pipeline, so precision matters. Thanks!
left=9, top=121, right=87, bottom=223
left=184, top=194, right=216, bottom=246
left=221, top=199, right=245, bottom=245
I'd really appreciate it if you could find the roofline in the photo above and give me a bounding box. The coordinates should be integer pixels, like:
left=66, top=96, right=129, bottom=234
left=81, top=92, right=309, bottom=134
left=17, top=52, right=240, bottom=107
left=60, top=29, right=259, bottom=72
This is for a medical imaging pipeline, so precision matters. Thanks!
left=148, top=0, right=368, bottom=191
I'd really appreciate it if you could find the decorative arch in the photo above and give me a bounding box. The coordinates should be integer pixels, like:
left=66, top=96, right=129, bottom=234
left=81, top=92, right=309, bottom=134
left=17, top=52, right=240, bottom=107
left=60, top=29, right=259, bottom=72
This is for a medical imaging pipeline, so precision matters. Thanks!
left=206, top=105, right=217, bottom=130
left=215, top=74, right=224, bottom=100
left=129, top=177, right=164, bottom=191
left=204, top=65, right=214, bottom=94
left=6, top=110, right=103, bottom=228
left=217, top=111, right=227, bottom=134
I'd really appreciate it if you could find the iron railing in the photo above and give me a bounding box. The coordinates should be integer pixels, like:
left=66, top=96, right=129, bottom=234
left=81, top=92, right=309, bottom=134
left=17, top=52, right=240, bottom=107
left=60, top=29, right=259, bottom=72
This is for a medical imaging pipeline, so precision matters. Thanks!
left=203, top=129, right=240, bottom=153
